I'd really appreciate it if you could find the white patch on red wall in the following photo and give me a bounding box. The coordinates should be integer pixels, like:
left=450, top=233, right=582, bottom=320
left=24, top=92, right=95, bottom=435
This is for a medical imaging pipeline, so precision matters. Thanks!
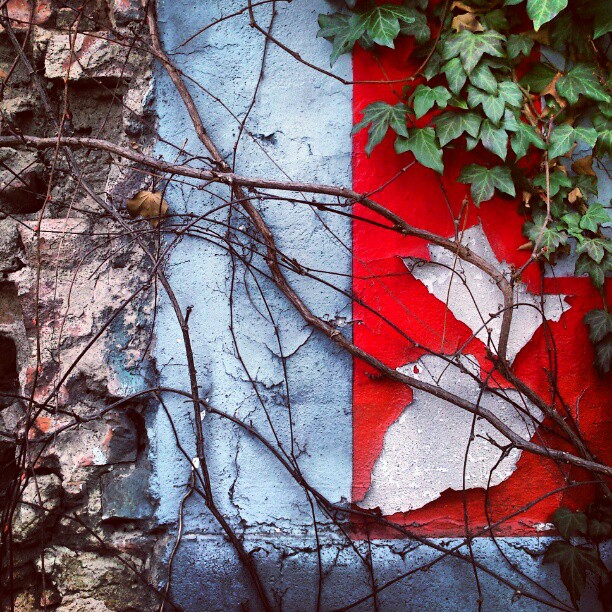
left=361, top=225, right=569, bottom=514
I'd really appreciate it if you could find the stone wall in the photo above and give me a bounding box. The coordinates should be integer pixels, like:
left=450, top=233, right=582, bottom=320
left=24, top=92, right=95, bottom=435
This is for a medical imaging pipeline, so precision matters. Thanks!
left=0, top=1, right=161, bottom=608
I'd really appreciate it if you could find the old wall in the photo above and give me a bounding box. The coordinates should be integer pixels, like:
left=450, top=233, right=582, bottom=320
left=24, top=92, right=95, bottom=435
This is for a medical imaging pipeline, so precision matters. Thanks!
left=0, top=1, right=161, bottom=608
left=150, top=1, right=609, bottom=611
left=0, top=0, right=609, bottom=611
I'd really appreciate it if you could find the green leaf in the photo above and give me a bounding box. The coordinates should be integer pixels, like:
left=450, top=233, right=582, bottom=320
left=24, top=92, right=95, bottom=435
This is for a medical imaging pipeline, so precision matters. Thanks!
left=435, top=112, right=482, bottom=147
left=527, top=0, right=568, bottom=31
left=548, top=124, right=576, bottom=159
left=592, top=112, right=612, bottom=156
left=544, top=541, right=607, bottom=606
left=442, top=30, right=506, bottom=75
left=524, top=211, right=567, bottom=256
left=595, top=336, right=612, bottom=374
left=353, top=102, right=410, bottom=155
left=458, top=164, right=515, bottom=205
left=593, top=3, right=612, bottom=39
left=498, top=81, right=523, bottom=107
left=413, top=85, right=452, bottom=119
left=366, top=5, right=415, bottom=48
left=480, top=119, right=508, bottom=159
left=584, top=309, right=612, bottom=344
left=395, top=127, right=444, bottom=173
left=552, top=507, right=588, bottom=540
left=576, top=238, right=607, bottom=264
left=557, top=64, right=611, bottom=105
left=469, top=63, right=498, bottom=94
left=587, top=518, right=612, bottom=539
left=532, top=170, right=572, bottom=197
left=398, top=8, right=430, bottom=44
left=575, top=252, right=611, bottom=289
left=443, top=58, right=468, bottom=95
left=579, top=202, right=610, bottom=232
left=467, top=86, right=505, bottom=123
left=481, top=9, right=509, bottom=32
left=519, top=63, right=557, bottom=93
left=317, top=13, right=367, bottom=66
left=511, top=122, right=546, bottom=159
left=506, top=34, right=534, bottom=60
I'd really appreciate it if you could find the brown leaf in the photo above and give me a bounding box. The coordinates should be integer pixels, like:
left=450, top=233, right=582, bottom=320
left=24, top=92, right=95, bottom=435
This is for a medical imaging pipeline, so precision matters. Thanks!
left=567, top=187, right=583, bottom=203
left=126, top=190, right=169, bottom=228
left=540, top=72, right=565, bottom=106
left=518, top=241, right=534, bottom=251
left=571, top=155, right=596, bottom=177
left=451, top=1, right=477, bottom=12
left=452, top=13, right=484, bottom=32
left=526, top=28, right=550, bottom=45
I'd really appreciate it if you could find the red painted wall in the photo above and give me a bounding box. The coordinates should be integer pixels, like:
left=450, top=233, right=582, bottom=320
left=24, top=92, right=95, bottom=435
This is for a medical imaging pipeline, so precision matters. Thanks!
left=351, top=41, right=611, bottom=537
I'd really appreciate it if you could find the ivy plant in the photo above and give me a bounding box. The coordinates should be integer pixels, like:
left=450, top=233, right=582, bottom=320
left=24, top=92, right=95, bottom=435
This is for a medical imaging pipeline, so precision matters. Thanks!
left=317, top=0, right=611, bottom=374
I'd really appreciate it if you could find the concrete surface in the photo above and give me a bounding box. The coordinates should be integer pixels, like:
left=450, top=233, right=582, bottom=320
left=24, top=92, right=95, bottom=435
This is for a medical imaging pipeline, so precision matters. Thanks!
left=149, top=1, right=607, bottom=610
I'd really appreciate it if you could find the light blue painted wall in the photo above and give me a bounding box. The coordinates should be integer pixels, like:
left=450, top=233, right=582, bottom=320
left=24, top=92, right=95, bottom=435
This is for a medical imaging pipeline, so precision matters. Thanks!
left=147, top=2, right=607, bottom=610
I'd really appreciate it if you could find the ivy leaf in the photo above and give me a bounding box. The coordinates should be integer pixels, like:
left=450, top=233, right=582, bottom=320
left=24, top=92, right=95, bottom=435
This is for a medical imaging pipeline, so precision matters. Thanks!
left=317, top=13, right=367, bottom=66
left=557, top=64, right=611, bottom=105
left=592, top=112, right=612, bottom=156
left=552, top=507, right=588, bottom=540
left=442, top=30, right=505, bottom=75
left=469, top=63, right=498, bottom=94
left=366, top=5, right=415, bottom=48
left=532, top=170, right=572, bottom=197
left=576, top=238, right=608, bottom=264
left=519, top=63, right=557, bottom=93
left=395, top=127, right=444, bottom=173
left=579, top=202, right=610, bottom=232
left=480, top=9, right=509, bottom=32
left=511, top=122, right=546, bottom=159
left=498, top=81, right=523, bottom=107
left=353, top=102, right=409, bottom=155
left=480, top=119, right=508, bottom=159
left=595, top=336, right=612, bottom=374
left=548, top=124, right=576, bottom=159
left=543, top=541, right=607, bottom=607
left=526, top=0, right=568, bottom=31
left=399, top=8, right=430, bottom=44
left=458, top=164, right=515, bottom=205
left=575, top=252, right=611, bottom=289
left=584, top=309, right=612, bottom=344
left=443, top=58, right=468, bottom=95
left=435, top=112, right=482, bottom=147
left=467, top=86, right=505, bottom=123
left=524, top=211, right=567, bottom=256
left=413, top=85, right=451, bottom=118
left=506, top=34, right=534, bottom=59
left=592, top=3, right=612, bottom=39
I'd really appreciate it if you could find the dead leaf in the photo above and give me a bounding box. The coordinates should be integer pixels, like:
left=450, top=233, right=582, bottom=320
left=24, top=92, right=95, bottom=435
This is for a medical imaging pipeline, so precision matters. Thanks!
left=0, top=68, right=7, bottom=81
left=452, top=13, right=484, bottom=32
left=518, top=241, right=533, bottom=251
left=526, top=29, right=550, bottom=46
left=567, top=187, right=583, bottom=203
left=451, top=1, right=476, bottom=12
left=126, top=190, right=168, bottom=228
left=540, top=72, right=565, bottom=106
left=571, top=155, right=596, bottom=177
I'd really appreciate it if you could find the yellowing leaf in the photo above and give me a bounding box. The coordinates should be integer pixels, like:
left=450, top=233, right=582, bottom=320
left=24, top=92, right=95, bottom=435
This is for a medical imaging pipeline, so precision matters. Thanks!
left=126, top=190, right=169, bottom=227
left=452, top=13, right=484, bottom=32
left=571, top=155, right=596, bottom=177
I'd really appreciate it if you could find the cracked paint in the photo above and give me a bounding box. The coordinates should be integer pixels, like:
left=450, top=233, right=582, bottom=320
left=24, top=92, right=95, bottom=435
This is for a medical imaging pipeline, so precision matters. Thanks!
left=362, top=354, right=543, bottom=514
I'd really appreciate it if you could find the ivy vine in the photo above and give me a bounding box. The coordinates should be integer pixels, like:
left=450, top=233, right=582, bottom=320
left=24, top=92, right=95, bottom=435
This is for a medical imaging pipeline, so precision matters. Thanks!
left=317, top=0, right=611, bottom=377
left=318, top=0, right=611, bottom=605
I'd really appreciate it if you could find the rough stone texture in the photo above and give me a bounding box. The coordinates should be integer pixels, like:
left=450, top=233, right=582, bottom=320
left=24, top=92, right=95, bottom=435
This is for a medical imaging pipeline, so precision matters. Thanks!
left=0, top=1, right=160, bottom=608
left=12, top=474, right=62, bottom=544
